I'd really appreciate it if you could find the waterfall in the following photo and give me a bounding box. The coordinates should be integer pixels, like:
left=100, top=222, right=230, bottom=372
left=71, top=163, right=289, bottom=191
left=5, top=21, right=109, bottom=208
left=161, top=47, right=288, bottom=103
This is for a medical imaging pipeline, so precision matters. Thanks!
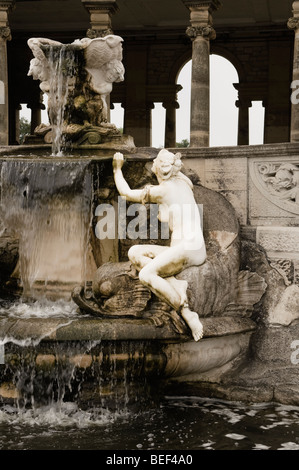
left=46, top=45, right=78, bottom=156
left=0, top=159, right=92, bottom=298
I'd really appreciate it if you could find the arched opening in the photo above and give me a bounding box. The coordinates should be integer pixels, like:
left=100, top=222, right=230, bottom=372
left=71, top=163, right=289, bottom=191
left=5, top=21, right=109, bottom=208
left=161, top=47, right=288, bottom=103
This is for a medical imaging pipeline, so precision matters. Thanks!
left=249, top=101, right=265, bottom=145
left=151, top=102, right=166, bottom=148
left=111, top=103, right=124, bottom=133
left=176, top=55, right=240, bottom=147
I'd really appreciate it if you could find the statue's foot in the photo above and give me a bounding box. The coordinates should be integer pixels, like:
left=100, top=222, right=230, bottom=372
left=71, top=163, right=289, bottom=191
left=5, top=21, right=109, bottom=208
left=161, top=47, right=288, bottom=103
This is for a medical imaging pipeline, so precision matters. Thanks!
left=181, top=306, right=203, bottom=342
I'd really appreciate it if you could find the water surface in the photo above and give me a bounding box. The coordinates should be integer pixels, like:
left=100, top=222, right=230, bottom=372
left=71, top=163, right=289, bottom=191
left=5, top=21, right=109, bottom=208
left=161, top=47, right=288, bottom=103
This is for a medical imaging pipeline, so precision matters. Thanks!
left=1, top=397, right=299, bottom=451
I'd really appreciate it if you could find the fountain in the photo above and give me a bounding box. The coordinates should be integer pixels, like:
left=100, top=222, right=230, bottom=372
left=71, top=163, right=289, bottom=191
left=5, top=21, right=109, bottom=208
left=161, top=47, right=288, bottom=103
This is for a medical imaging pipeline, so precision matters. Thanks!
left=0, top=34, right=267, bottom=413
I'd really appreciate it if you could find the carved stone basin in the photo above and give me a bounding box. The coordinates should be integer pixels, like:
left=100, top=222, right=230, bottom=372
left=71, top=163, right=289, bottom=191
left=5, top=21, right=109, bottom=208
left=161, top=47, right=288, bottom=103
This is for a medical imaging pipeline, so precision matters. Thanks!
left=0, top=313, right=256, bottom=408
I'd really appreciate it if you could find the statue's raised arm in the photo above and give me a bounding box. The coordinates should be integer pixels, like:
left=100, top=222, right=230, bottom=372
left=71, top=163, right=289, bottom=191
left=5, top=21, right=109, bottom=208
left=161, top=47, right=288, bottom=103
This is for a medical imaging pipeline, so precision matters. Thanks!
left=113, top=152, right=145, bottom=203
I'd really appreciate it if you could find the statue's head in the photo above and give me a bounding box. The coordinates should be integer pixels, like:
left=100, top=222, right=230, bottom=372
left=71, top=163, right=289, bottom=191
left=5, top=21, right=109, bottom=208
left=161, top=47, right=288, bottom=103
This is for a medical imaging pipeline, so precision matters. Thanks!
left=28, top=58, right=48, bottom=81
left=152, top=149, right=182, bottom=180
left=103, top=59, right=125, bottom=83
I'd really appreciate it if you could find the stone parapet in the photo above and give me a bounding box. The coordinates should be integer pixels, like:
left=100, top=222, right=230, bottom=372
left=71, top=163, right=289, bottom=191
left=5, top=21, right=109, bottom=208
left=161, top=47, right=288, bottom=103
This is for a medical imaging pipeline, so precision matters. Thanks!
left=176, top=142, right=299, bottom=226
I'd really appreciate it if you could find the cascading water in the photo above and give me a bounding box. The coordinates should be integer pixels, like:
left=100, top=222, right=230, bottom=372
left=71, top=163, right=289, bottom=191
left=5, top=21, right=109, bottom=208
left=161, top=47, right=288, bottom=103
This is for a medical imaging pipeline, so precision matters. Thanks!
left=0, top=159, right=92, bottom=298
left=43, top=44, right=79, bottom=156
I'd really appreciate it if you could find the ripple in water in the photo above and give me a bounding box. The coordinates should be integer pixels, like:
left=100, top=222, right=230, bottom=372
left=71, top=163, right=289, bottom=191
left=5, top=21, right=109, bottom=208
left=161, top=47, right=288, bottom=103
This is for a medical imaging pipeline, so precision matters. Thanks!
left=1, top=397, right=299, bottom=450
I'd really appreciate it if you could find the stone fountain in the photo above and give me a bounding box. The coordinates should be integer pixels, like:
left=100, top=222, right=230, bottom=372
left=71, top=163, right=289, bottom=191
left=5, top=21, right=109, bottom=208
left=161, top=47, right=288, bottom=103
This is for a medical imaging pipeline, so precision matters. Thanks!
left=0, top=34, right=267, bottom=410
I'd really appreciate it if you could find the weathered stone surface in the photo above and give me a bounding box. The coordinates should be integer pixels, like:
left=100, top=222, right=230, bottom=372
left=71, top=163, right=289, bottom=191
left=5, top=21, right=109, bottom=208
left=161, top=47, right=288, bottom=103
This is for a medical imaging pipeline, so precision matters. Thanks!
left=256, top=226, right=299, bottom=259
left=0, top=315, right=256, bottom=343
left=240, top=239, right=286, bottom=322
left=163, top=332, right=253, bottom=379
left=268, top=284, right=299, bottom=325
left=178, top=236, right=240, bottom=316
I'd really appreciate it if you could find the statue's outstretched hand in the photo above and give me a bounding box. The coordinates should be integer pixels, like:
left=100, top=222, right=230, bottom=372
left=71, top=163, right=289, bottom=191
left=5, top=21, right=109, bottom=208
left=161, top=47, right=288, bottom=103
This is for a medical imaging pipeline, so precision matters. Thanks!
left=113, top=152, right=124, bottom=171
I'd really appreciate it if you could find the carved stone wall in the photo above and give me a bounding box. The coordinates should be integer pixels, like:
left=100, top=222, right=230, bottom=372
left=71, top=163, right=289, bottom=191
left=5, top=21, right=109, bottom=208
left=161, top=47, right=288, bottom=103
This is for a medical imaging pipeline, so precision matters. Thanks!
left=180, top=143, right=299, bottom=297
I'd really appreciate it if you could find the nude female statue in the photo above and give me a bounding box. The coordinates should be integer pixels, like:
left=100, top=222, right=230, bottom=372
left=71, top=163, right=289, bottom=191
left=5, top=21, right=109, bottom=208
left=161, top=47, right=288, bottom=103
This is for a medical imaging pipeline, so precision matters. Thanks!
left=113, top=149, right=207, bottom=341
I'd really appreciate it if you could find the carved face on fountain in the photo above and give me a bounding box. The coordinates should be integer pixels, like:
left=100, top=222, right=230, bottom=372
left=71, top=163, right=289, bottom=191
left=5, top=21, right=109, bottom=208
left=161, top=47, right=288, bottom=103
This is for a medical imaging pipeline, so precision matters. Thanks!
left=152, top=149, right=182, bottom=181
left=27, top=58, right=50, bottom=93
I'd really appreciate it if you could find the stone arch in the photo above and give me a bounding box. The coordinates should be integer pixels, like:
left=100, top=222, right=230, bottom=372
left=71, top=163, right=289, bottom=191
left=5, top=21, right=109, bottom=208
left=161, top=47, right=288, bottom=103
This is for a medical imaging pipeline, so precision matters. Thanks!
left=169, top=45, right=244, bottom=88
left=175, top=51, right=240, bottom=146
left=169, top=50, right=192, bottom=85
left=210, top=44, right=245, bottom=83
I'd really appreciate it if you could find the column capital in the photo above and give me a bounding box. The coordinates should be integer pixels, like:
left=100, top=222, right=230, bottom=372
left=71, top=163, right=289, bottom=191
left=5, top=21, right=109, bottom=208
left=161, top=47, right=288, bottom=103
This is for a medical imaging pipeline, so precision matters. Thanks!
left=0, top=0, right=15, bottom=40
left=186, top=25, right=216, bottom=40
left=233, top=83, right=253, bottom=107
left=235, top=99, right=252, bottom=109
left=86, top=27, right=113, bottom=38
left=182, top=0, right=220, bottom=40
left=288, top=17, right=299, bottom=30
left=288, top=1, right=299, bottom=30
left=162, top=100, right=180, bottom=110
left=0, top=25, right=10, bottom=40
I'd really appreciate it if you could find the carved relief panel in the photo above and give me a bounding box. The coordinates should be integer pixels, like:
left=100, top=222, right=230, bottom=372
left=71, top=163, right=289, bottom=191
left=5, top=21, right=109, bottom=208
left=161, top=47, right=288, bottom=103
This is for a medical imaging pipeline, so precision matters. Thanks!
left=250, top=158, right=299, bottom=217
left=250, top=156, right=299, bottom=287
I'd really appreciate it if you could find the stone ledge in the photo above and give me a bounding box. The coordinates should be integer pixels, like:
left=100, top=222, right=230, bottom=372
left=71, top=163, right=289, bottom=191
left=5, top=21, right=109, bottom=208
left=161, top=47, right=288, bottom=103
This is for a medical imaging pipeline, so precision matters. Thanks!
left=0, top=315, right=256, bottom=343
left=2, top=142, right=299, bottom=161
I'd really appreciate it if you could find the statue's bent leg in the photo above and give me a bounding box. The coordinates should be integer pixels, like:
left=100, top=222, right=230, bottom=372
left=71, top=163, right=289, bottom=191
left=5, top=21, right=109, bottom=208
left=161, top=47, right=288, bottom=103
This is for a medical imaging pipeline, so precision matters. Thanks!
left=128, top=244, right=169, bottom=271
left=137, top=245, right=204, bottom=341
left=138, top=246, right=185, bottom=309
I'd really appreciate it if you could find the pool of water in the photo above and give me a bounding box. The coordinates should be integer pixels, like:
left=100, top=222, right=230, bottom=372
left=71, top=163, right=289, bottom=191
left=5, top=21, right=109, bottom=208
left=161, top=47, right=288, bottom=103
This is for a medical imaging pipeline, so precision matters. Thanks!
left=1, top=396, right=299, bottom=451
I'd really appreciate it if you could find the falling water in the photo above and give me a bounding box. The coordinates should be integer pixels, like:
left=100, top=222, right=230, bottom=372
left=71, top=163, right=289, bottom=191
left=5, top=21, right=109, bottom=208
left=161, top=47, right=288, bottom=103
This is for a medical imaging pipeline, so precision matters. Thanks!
left=46, top=45, right=78, bottom=156
left=0, top=159, right=92, bottom=298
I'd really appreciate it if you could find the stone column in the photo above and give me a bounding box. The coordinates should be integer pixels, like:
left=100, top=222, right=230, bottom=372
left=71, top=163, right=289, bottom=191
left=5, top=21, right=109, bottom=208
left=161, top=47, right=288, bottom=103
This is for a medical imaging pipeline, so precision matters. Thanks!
left=163, top=99, right=179, bottom=148
left=81, top=0, right=118, bottom=38
left=124, top=103, right=153, bottom=148
left=234, top=84, right=252, bottom=146
left=27, top=97, right=45, bottom=135
left=123, top=45, right=153, bottom=147
left=0, top=0, right=15, bottom=146
left=9, top=102, right=21, bottom=144
left=162, top=84, right=182, bottom=148
left=183, top=0, right=221, bottom=148
left=288, top=2, right=299, bottom=142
